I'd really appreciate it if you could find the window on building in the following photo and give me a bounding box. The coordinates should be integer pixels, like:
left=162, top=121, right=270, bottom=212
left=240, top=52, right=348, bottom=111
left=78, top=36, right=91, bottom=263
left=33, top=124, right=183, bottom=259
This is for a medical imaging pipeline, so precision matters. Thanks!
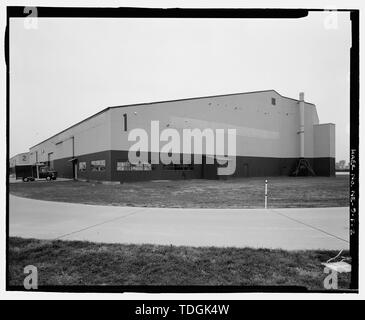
left=116, top=161, right=152, bottom=171
left=79, top=162, right=87, bottom=172
left=117, top=161, right=130, bottom=171
left=123, top=113, right=127, bottom=131
left=217, top=161, right=228, bottom=168
left=91, top=160, right=106, bottom=172
left=216, top=156, right=229, bottom=168
left=271, top=98, right=276, bottom=105
left=143, top=163, right=152, bottom=171
left=162, top=164, right=194, bottom=171
left=131, top=162, right=145, bottom=171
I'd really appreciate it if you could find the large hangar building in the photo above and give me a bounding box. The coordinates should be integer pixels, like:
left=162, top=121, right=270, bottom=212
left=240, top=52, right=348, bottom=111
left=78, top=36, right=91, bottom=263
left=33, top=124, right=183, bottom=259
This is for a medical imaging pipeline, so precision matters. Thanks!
left=28, top=90, right=335, bottom=182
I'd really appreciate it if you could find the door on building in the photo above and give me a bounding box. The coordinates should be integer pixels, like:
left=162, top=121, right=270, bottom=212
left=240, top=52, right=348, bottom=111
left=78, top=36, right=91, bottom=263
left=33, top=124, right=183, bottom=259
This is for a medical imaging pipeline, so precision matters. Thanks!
left=48, top=152, right=54, bottom=169
left=70, top=159, right=78, bottom=180
left=74, top=161, right=78, bottom=180
left=243, top=164, right=249, bottom=177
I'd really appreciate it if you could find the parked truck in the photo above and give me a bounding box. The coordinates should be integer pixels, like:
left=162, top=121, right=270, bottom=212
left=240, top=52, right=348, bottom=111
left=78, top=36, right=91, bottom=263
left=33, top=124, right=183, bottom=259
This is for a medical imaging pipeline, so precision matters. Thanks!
left=14, top=164, right=57, bottom=182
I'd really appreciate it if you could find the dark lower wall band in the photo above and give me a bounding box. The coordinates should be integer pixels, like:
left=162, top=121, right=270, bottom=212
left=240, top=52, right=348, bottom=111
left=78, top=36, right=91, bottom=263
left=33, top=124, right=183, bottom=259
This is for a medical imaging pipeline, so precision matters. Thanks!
left=52, top=150, right=335, bottom=181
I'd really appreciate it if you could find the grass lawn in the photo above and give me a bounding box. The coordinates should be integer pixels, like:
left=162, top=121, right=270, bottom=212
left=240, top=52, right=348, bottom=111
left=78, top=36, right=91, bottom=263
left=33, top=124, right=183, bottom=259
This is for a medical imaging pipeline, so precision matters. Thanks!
left=8, top=237, right=350, bottom=289
left=9, top=175, right=349, bottom=208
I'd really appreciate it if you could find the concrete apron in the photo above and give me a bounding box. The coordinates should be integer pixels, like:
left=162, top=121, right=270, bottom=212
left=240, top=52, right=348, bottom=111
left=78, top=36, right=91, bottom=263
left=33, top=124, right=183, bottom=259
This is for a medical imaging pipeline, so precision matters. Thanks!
left=9, top=195, right=349, bottom=251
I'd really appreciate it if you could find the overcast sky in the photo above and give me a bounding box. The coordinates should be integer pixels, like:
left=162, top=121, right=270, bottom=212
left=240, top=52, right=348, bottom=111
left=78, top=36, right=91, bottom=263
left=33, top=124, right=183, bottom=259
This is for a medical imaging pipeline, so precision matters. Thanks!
left=10, top=11, right=351, bottom=161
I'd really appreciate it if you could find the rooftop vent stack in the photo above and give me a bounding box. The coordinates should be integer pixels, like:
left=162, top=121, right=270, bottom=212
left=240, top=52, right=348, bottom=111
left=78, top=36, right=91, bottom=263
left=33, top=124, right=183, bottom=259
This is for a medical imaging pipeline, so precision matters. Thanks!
left=299, top=92, right=305, bottom=158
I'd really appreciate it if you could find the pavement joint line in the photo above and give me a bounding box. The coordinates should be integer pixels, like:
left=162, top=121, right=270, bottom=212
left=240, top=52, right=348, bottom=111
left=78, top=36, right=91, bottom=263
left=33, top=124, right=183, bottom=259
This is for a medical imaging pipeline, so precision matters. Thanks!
left=268, top=208, right=349, bottom=244
left=54, top=208, right=146, bottom=240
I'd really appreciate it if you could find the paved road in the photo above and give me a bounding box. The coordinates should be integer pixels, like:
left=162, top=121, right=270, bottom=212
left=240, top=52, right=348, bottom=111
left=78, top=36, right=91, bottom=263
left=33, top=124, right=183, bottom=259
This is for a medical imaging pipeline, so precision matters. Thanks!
left=9, top=195, right=349, bottom=250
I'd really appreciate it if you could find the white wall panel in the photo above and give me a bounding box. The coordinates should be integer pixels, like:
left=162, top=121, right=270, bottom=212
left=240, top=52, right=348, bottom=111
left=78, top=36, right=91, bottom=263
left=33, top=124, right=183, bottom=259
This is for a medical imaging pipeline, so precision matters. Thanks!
left=314, top=124, right=336, bottom=158
left=29, top=111, right=111, bottom=162
left=110, top=90, right=319, bottom=158
left=28, top=90, right=325, bottom=161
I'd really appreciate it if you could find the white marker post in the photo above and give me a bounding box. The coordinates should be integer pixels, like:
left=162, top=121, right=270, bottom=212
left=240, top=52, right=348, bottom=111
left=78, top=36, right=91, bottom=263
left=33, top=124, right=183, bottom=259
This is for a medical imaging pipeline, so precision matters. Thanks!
left=264, top=179, right=268, bottom=209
